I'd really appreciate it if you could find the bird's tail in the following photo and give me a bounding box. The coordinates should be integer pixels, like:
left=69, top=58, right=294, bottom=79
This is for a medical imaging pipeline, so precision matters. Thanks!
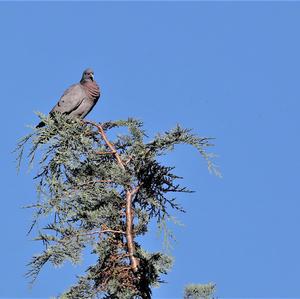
left=36, top=121, right=45, bottom=128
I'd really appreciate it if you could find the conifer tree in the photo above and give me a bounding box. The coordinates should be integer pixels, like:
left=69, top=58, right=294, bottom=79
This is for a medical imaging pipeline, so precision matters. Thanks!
left=16, top=113, right=219, bottom=298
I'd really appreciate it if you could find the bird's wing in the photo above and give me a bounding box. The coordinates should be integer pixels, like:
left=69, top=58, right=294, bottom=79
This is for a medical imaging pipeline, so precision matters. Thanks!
left=50, top=84, right=86, bottom=115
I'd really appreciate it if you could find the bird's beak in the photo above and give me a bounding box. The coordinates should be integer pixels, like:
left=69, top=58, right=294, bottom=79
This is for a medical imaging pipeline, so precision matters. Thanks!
left=90, top=73, right=94, bottom=81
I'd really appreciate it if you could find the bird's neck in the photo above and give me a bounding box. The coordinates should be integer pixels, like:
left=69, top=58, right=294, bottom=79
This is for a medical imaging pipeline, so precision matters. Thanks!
left=80, top=78, right=92, bottom=84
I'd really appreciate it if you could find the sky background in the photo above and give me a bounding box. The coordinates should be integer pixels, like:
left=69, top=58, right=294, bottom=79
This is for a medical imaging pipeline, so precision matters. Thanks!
left=1, top=1, right=300, bottom=298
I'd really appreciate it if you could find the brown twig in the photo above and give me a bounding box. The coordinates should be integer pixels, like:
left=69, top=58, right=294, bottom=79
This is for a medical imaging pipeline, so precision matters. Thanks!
left=85, top=120, right=125, bottom=170
left=84, top=120, right=140, bottom=272
left=125, top=155, right=133, bottom=165
left=96, top=151, right=116, bottom=155
left=125, top=185, right=142, bottom=272
left=125, top=190, right=138, bottom=272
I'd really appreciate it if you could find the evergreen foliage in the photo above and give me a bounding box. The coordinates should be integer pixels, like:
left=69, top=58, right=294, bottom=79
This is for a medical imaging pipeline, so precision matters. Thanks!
left=16, top=113, right=218, bottom=298
left=184, top=283, right=216, bottom=299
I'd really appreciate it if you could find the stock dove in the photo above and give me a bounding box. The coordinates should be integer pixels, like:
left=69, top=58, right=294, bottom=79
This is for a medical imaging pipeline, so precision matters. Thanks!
left=37, top=68, right=100, bottom=128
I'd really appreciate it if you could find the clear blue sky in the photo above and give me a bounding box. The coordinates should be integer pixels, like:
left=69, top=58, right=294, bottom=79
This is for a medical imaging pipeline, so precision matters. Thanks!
left=1, top=1, right=300, bottom=298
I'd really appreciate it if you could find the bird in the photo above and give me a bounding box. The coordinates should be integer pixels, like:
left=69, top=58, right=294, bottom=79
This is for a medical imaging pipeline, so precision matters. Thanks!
left=36, top=68, right=100, bottom=128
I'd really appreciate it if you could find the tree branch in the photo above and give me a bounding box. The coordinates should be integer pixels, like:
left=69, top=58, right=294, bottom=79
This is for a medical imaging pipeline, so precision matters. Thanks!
left=85, top=120, right=125, bottom=170
left=85, top=120, right=139, bottom=272
left=125, top=190, right=138, bottom=272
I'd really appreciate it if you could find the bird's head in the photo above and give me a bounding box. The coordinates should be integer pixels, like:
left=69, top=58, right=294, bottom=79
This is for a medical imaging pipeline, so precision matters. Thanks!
left=81, top=68, right=95, bottom=82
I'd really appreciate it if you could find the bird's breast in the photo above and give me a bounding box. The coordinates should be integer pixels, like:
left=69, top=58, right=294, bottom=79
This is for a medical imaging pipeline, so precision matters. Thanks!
left=82, top=81, right=100, bottom=101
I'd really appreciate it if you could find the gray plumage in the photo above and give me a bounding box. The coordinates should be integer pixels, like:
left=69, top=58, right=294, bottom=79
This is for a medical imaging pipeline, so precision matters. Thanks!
left=37, top=68, right=100, bottom=128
